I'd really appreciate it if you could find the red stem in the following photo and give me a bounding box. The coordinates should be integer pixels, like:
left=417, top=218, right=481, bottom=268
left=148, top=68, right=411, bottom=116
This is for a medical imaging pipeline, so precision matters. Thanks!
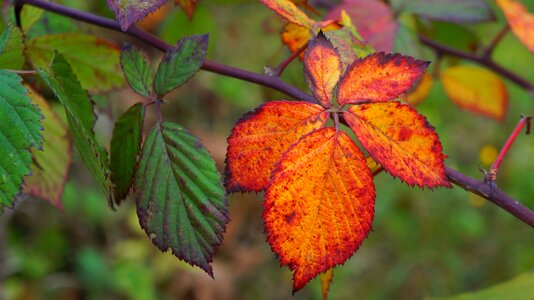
left=491, top=116, right=532, bottom=174
left=482, top=26, right=510, bottom=59
left=273, top=42, right=308, bottom=77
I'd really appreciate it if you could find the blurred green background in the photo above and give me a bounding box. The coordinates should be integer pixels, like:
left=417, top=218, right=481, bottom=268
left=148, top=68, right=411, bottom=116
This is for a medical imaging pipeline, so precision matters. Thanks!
left=1, top=0, right=534, bottom=299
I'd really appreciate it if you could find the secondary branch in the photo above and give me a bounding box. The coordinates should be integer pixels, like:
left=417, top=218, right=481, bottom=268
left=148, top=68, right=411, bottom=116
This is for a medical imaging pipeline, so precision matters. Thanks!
left=19, top=0, right=534, bottom=228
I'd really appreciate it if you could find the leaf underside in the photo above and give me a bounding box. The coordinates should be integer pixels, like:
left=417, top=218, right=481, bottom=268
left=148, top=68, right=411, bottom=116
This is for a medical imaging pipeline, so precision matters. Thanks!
left=107, top=0, right=168, bottom=31
left=135, top=122, right=228, bottom=277
left=24, top=87, right=71, bottom=209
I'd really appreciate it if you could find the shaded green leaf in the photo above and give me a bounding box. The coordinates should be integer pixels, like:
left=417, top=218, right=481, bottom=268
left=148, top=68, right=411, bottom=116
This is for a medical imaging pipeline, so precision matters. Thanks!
left=0, top=70, right=43, bottom=209
left=393, top=0, right=494, bottom=24
left=120, top=45, right=153, bottom=98
left=37, top=53, right=113, bottom=205
left=428, top=272, right=534, bottom=300
left=110, top=102, right=145, bottom=203
left=154, top=34, right=208, bottom=97
left=107, top=0, right=167, bottom=31
left=135, top=122, right=228, bottom=276
left=28, top=34, right=124, bottom=93
left=20, top=5, right=44, bottom=32
left=0, top=25, right=25, bottom=70
left=24, top=86, right=71, bottom=209
left=0, top=23, right=12, bottom=55
left=393, top=13, right=421, bottom=58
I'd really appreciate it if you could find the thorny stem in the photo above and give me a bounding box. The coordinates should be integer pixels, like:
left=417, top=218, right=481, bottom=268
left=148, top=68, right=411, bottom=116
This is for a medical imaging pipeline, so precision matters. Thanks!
left=489, top=116, right=532, bottom=180
left=272, top=42, right=308, bottom=77
left=482, top=26, right=510, bottom=59
left=18, top=0, right=534, bottom=228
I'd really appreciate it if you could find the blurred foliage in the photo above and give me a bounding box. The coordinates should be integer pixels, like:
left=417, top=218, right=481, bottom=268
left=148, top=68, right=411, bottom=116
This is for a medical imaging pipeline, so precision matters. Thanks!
left=1, top=0, right=534, bottom=299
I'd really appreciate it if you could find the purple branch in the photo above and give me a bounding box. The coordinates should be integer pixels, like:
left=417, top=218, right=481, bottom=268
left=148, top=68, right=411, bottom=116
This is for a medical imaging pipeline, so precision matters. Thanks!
left=18, top=0, right=534, bottom=228
left=419, top=35, right=534, bottom=94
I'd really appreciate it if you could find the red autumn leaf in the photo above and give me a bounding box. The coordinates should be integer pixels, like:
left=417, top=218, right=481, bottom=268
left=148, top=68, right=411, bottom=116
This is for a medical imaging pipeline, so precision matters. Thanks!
left=225, top=101, right=328, bottom=192
left=303, top=32, right=341, bottom=108
left=264, top=127, right=375, bottom=292
left=327, top=0, right=398, bottom=52
left=337, top=52, right=429, bottom=105
left=344, top=102, right=450, bottom=188
left=260, top=0, right=315, bottom=29
left=496, top=0, right=534, bottom=53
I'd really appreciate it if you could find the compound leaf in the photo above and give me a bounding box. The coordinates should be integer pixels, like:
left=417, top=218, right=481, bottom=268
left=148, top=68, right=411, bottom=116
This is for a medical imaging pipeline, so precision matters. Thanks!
left=120, top=44, right=153, bottom=98
left=38, top=53, right=113, bottom=204
left=0, top=70, right=43, bottom=210
left=154, top=34, right=208, bottom=97
left=264, top=127, right=375, bottom=292
left=337, top=52, right=429, bottom=105
left=135, top=122, right=228, bottom=277
left=24, top=86, right=71, bottom=209
left=344, top=102, right=450, bottom=188
left=110, top=102, right=145, bottom=203
left=225, top=101, right=328, bottom=193
left=441, top=65, right=508, bottom=121
left=107, top=0, right=168, bottom=31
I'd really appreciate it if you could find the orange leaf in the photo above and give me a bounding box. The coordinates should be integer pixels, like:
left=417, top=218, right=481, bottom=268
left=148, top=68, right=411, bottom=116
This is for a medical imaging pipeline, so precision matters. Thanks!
left=320, top=269, right=334, bottom=300
left=337, top=53, right=429, bottom=105
left=344, top=102, right=450, bottom=188
left=260, top=0, right=315, bottom=29
left=304, top=32, right=341, bottom=108
left=225, top=101, right=328, bottom=192
left=281, top=22, right=340, bottom=60
left=496, top=0, right=534, bottom=53
left=264, top=127, right=375, bottom=292
left=404, top=74, right=433, bottom=106
left=441, top=65, right=508, bottom=121
left=175, top=0, right=198, bottom=20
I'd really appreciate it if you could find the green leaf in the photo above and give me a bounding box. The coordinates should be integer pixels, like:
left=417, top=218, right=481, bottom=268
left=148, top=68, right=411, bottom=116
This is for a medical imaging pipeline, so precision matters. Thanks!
left=135, top=122, right=228, bottom=276
left=110, top=102, right=145, bottom=203
left=28, top=33, right=124, bottom=93
left=0, top=23, right=12, bottom=55
left=154, top=34, right=208, bottom=97
left=392, top=0, right=494, bottom=24
left=393, top=13, right=421, bottom=58
left=24, top=86, right=71, bottom=209
left=37, top=53, right=113, bottom=205
left=0, top=70, right=43, bottom=209
left=120, top=45, right=153, bottom=98
left=428, top=272, right=534, bottom=300
left=0, top=25, right=25, bottom=69
left=20, top=5, right=44, bottom=32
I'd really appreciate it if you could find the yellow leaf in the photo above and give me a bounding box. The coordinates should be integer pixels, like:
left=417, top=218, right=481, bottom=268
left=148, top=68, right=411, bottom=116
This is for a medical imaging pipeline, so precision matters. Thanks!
left=441, top=65, right=508, bottom=121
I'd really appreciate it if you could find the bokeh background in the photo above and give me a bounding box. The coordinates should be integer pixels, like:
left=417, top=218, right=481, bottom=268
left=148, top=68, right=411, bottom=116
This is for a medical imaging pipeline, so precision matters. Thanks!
left=1, top=0, right=534, bottom=299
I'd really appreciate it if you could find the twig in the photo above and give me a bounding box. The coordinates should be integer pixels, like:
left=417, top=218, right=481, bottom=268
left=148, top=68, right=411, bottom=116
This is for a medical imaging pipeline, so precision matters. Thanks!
left=482, top=26, right=509, bottom=59
left=19, top=0, right=534, bottom=228
left=419, top=35, right=534, bottom=94
left=488, top=116, right=532, bottom=182
left=5, top=69, right=37, bottom=75
left=272, top=42, right=308, bottom=77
